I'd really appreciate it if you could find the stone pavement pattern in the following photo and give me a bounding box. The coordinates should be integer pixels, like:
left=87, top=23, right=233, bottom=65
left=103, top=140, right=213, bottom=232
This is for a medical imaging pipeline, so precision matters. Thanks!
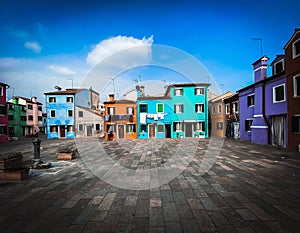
left=0, top=136, right=300, bottom=233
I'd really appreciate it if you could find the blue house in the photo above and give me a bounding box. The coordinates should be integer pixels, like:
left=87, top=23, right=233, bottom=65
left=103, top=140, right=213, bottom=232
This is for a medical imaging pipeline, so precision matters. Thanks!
left=137, top=96, right=172, bottom=139
left=167, top=83, right=210, bottom=138
left=137, top=83, right=210, bottom=139
left=44, top=88, right=100, bottom=139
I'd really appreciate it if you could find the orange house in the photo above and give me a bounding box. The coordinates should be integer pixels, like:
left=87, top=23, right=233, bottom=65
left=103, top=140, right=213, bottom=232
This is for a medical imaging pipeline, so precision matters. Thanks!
left=104, top=94, right=137, bottom=140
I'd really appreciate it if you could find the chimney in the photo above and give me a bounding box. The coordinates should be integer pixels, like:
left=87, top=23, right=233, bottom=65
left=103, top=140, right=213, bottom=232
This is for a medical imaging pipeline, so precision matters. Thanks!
left=31, top=96, right=37, bottom=103
left=109, top=94, right=114, bottom=102
left=252, top=56, right=269, bottom=82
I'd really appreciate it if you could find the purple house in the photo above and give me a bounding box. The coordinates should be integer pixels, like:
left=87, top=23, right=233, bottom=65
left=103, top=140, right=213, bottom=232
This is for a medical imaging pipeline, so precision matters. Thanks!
left=238, top=55, right=287, bottom=147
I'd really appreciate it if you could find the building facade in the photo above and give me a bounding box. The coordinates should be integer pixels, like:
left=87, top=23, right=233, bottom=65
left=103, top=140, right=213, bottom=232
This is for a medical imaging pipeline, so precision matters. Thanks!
left=284, top=28, right=300, bottom=151
left=7, top=96, right=43, bottom=138
left=104, top=94, right=137, bottom=140
left=209, top=92, right=234, bottom=138
left=238, top=55, right=288, bottom=147
left=137, top=96, right=172, bottom=139
left=0, top=82, right=9, bottom=142
left=224, top=93, right=240, bottom=139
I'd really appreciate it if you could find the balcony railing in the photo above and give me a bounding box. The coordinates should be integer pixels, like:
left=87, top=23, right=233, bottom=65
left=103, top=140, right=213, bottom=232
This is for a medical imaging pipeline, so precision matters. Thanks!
left=105, top=114, right=134, bottom=122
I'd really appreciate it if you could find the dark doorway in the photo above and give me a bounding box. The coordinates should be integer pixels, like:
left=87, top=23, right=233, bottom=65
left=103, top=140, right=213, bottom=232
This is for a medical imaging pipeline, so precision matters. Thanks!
left=165, top=124, right=171, bottom=138
left=118, top=124, right=125, bottom=139
left=149, top=124, right=155, bottom=138
left=185, top=123, right=193, bottom=137
left=87, top=126, right=93, bottom=137
left=60, top=125, right=66, bottom=138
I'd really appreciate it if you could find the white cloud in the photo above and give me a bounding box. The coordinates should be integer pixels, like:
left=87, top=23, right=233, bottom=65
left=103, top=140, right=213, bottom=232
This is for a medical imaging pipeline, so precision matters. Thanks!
left=86, top=35, right=153, bottom=66
left=48, top=64, right=77, bottom=75
left=24, top=41, right=41, bottom=53
left=0, top=57, right=21, bottom=68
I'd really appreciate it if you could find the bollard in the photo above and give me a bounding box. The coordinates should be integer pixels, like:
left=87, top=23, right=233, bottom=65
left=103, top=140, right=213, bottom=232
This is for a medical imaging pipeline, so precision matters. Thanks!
left=32, top=137, right=41, bottom=164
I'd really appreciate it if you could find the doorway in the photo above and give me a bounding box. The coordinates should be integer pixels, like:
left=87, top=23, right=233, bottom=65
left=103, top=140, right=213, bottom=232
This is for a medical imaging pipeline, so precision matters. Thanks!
left=165, top=124, right=171, bottom=138
left=86, top=126, right=93, bottom=137
left=149, top=124, right=155, bottom=138
left=271, top=116, right=286, bottom=147
left=118, top=124, right=125, bottom=139
left=60, top=125, right=66, bottom=138
left=185, top=123, right=193, bottom=137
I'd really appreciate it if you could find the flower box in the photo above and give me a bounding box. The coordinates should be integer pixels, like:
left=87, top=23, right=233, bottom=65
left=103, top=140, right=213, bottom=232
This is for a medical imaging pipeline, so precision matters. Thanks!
left=56, top=152, right=74, bottom=160
left=0, top=153, right=23, bottom=170
left=0, top=168, right=29, bottom=181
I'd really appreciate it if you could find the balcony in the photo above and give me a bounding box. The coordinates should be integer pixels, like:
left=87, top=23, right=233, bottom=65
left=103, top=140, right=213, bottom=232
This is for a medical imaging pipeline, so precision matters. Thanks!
left=105, top=114, right=134, bottom=122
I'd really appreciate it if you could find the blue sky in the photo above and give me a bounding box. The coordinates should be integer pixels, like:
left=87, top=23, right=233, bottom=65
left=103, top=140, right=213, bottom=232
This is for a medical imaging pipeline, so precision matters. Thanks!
left=0, top=0, right=299, bottom=103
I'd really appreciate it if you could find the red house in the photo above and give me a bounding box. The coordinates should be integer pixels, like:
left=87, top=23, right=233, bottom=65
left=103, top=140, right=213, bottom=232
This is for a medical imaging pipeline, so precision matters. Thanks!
left=0, top=81, right=9, bottom=142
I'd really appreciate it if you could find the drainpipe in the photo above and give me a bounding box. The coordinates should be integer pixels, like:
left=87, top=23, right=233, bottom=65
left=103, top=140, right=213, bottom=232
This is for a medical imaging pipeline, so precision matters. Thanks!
left=262, top=83, right=270, bottom=145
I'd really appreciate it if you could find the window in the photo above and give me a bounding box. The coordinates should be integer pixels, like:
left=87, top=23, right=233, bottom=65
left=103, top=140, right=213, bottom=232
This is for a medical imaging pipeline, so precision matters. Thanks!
left=0, top=86, right=3, bottom=96
left=140, top=125, right=147, bottom=132
left=157, top=124, right=164, bottom=133
left=28, top=104, right=33, bottom=110
left=38, top=106, right=42, bottom=111
left=127, top=106, right=134, bottom=114
left=195, top=104, right=204, bottom=113
left=8, top=115, right=13, bottom=120
left=8, top=104, right=14, bottom=110
left=108, top=107, right=115, bottom=115
left=294, top=75, right=300, bottom=97
left=173, top=122, right=183, bottom=132
left=211, top=106, right=215, bottom=114
left=68, top=110, right=73, bottom=117
left=50, top=125, right=58, bottom=132
left=195, top=87, right=204, bottom=95
left=20, top=116, right=26, bottom=121
left=38, top=116, right=42, bottom=121
left=78, top=111, right=83, bottom=117
left=293, top=38, right=300, bottom=59
left=0, top=126, right=7, bottom=135
left=218, top=104, right=222, bottom=113
left=273, top=84, right=285, bottom=103
left=274, top=60, right=284, bottom=74
left=50, top=110, right=56, bottom=118
left=225, top=104, right=230, bottom=114
left=174, top=104, right=184, bottom=113
left=49, top=97, right=56, bottom=103
left=195, top=122, right=205, bottom=131
left=0, top=105, right=6, bottom=115
left=107, top=124, right=115, bottom=133
left=66, top=97, right=73, bottom=103
left=247, top=94, right=255, bottom=107
left=78, top=124, right=83, bottom=131
left=174, top=88, right=183, bottom=96
left=217, top=122, right=223, bottom=130
left=21, top=106, right=26, bottom=112
left=28, top=115, right=33, bottom=121
left=127, top=124, right=136, bottom=133
left=245, top=119, right=253, bottom=132
left=96, top=124, right=100, bottom=131
left=140, top=104, right=147, bottom=113
left=157, top=103, right=164, bottom=113
left=233, top=102, right=239, bottom=113
left=67, top=125, right=73, bottom=132
left=292, top=115, right=300, bottom=133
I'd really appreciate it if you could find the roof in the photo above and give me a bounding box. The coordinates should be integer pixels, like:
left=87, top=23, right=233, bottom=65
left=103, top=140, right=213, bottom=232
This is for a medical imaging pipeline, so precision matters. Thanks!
left=270, top=54, right=285, bottom=66
left=76, top=106, right=103, bottom=117
left=251, top=55, right=269, bottom=66
left=165, top=82, right=210, bottom=96
left=209, top=92, right=235, bottom=103
left=224, top=93, right=239, bottom=104
left=0, top=81, right=9, bottom=87
left=237, top=70, right=285, bottom=93
left=13, top=96, right=43, bottom=105
left=44, top=88, right=84, bottom=95
left=104, top=99, right=136, bottom=105
left=137, top=96, right=171, bottom=101
left=284, top=28, right=300, bottom=50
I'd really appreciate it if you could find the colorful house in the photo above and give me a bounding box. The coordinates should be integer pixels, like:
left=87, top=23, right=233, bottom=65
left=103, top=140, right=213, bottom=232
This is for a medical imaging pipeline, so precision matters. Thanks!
left=238, top=55, right=287, bottom=147
left=208, top=92, right=235, bottom=138
left=104, top=94, right=137, bottom=140
left=136, top=83, right=210, bottom=139
left=137, top=96, right=172, bottom=139
left=7, top=96, right=43, bottom=138
left=44, top=88, right=102, bottom=139
left=224, top=93, right=240, bottom=139
left=284, top=28, right=300, bottom=151
left=0, top=81, right=9, bottom=142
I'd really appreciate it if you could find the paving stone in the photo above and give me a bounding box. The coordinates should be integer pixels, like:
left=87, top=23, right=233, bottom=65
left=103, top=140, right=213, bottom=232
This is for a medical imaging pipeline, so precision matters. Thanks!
left=192, top=209, right=217, bottom=232
left=82, top=221, right=102, bottom=233
left=124, top=195, right=138, bottom=207
left=150, top=197, right=162, bottom=207
left=243, top=203, right=275, bottom=221
left=135, top=199, right=149, bottom=217
left=181, top=218, right=200, bottom=233
left=165, top=221, right=183, bottom=233
left=73, top=204, right=98, bottom=224
left=187, top=198, right=204, bottom=210
left=235, top=208, right=257, bottom=221
left=132, top=217, right=149, bottom=232
left=97, top=193, right=117, bottom=211
left=175, top=204, right=194, bottom=219
left=173, top=191, right=187, bottom=205
left=160, top=190, right=174, bottom=203
left=200, top=197, right=219, bottom=211
left=149, top=207, right=164, bottom=227
left=163, top=203, right=180, bottom=221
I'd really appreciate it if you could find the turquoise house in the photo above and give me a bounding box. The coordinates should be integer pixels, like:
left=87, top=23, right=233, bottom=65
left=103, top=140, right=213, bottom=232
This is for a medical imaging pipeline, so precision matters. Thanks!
left=137, top=83, right=210, bottom=139
left=137, top=96, right=172, bottom=139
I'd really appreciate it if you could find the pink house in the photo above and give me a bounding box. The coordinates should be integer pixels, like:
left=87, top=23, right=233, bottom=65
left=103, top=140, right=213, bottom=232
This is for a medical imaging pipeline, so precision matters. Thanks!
left=0, top=81, right=9, bottom=142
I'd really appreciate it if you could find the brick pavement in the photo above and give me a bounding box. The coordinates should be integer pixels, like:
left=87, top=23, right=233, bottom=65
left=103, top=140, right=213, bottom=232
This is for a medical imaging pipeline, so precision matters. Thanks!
left=0, top=137, right=300, bottom=233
